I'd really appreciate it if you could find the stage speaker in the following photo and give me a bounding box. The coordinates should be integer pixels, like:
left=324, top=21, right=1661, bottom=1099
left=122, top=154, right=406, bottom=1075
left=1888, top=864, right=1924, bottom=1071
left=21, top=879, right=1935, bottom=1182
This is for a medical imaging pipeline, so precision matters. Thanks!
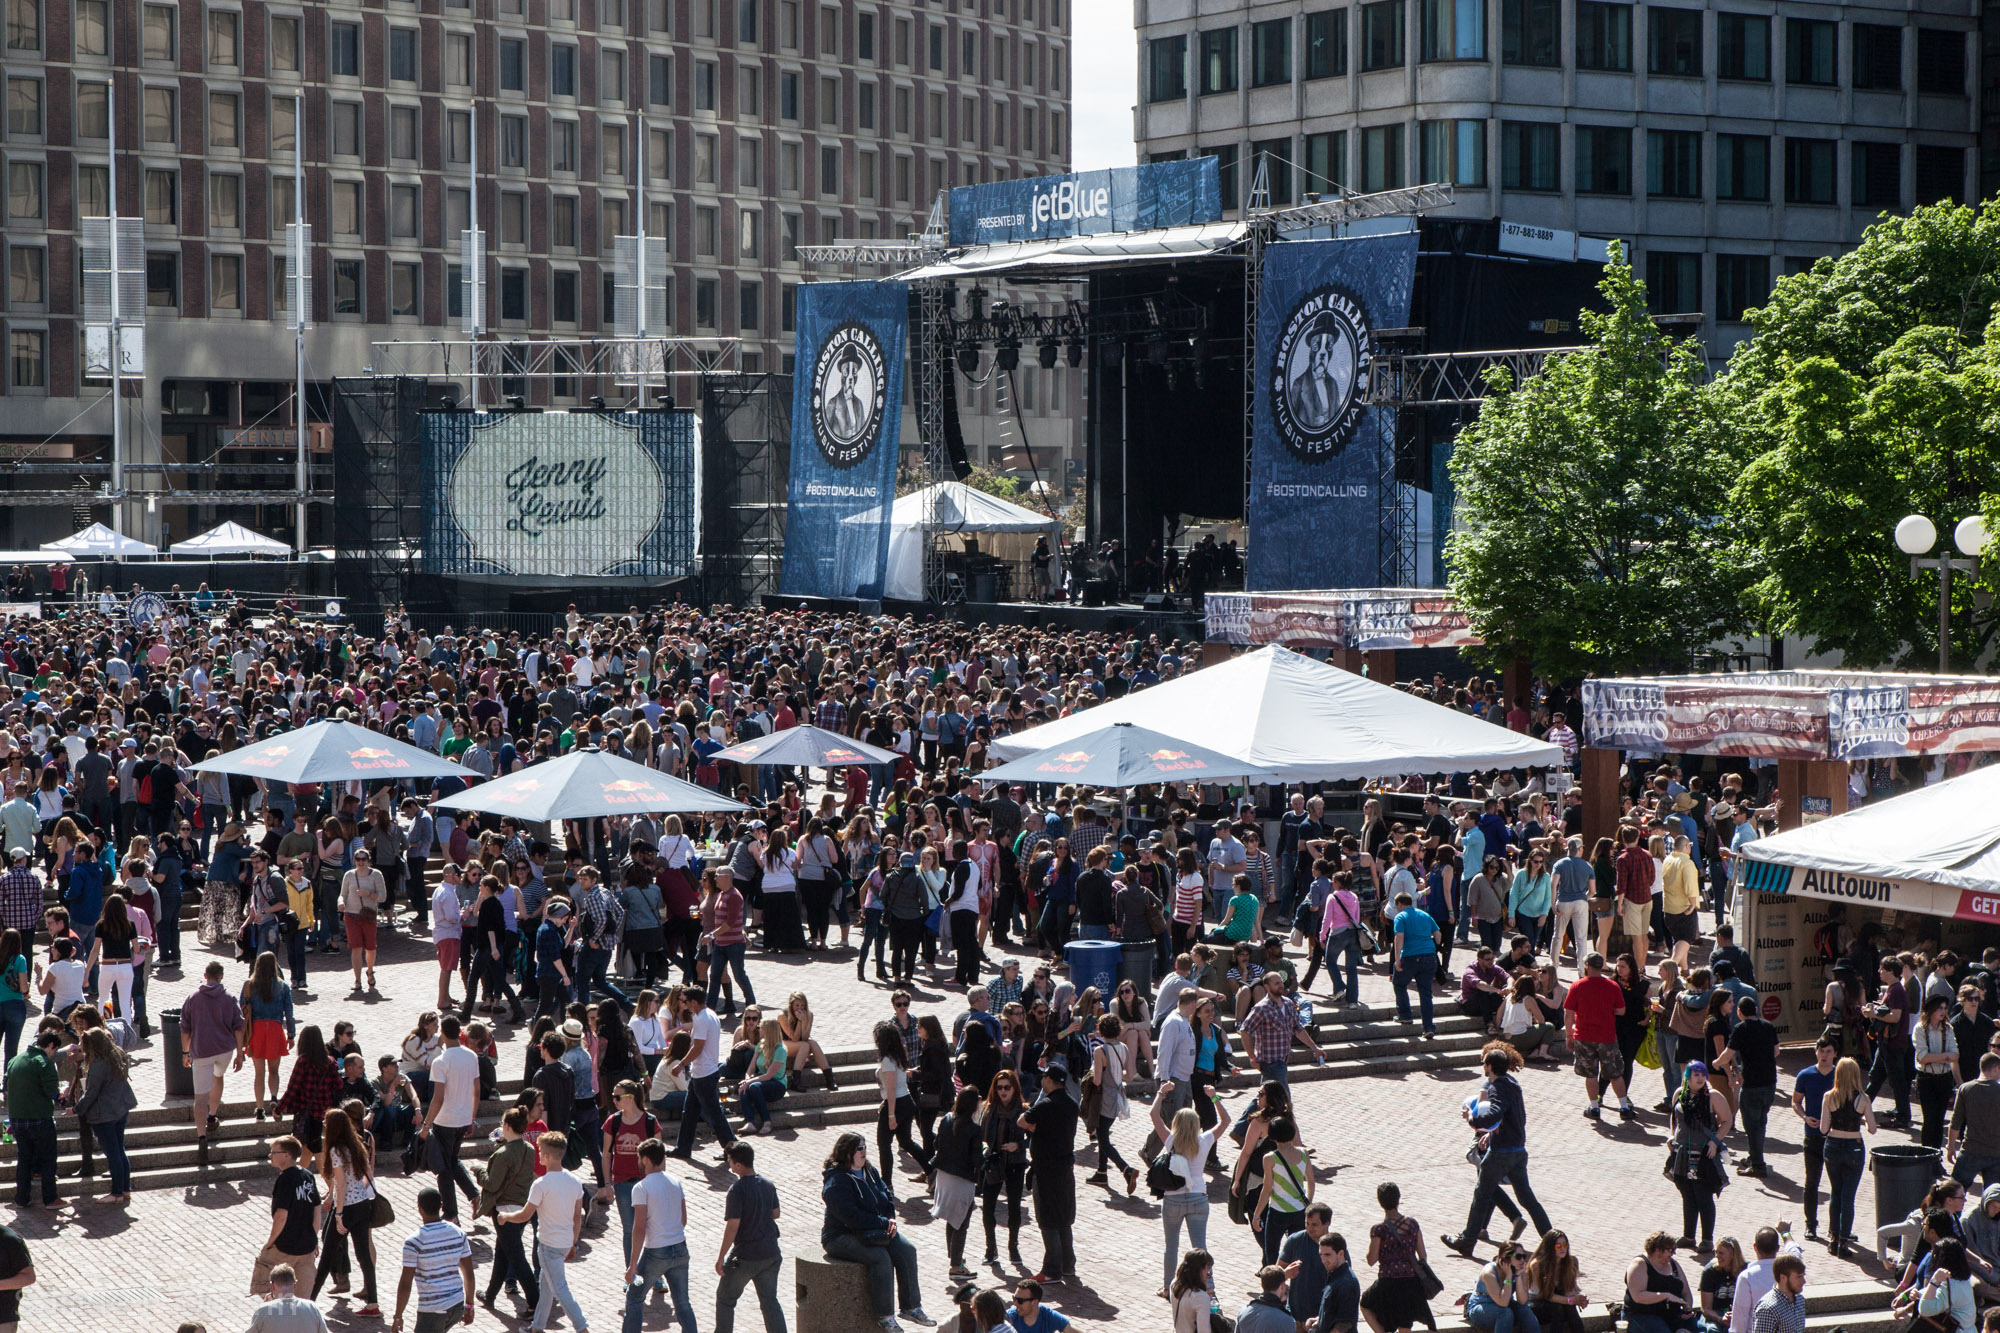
left=1081, top=582, right=1110, bottom=608
left=941, top=365, right=973, bottom=480
left=1142, top=593, right=1176, bottom=611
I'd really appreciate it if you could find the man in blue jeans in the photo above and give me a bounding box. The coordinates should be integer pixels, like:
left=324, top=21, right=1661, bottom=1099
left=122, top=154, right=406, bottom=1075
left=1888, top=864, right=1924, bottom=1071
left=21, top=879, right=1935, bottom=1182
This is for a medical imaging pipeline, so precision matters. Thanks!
left=1390, top=891, right=1441, bottom=1038
left=1949, top=1052, right=2000, bottom=1191
left=574, top=866, right=630, bottom=1007
left=1441, top=1045, right=1555, bottom=1254
left=624, top=1139, right=697, bottom=1333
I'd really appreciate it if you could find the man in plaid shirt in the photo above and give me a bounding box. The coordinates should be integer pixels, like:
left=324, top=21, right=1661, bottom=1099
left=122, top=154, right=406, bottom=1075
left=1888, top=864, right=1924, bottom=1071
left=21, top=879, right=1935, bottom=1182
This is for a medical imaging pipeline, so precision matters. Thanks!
left=813, top=681, right=848, bottom=735
left=1238, top=972, right=1325, bottom=1087
left=0, top=849, right=42, bottom=965
left=572, top=865, right=627, bottom=1006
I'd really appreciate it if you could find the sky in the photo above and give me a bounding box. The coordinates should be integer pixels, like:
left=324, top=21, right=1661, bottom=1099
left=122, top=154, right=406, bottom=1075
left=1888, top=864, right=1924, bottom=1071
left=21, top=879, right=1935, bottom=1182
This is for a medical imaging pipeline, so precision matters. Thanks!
left=1071, top=4, right=1138, bottom=171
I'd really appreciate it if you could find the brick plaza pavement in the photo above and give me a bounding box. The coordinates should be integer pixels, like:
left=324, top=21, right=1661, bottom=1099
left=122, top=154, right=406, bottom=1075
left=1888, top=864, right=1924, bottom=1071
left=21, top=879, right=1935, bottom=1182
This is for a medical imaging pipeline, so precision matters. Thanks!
left=13, top=915, right=1903, bottom=1331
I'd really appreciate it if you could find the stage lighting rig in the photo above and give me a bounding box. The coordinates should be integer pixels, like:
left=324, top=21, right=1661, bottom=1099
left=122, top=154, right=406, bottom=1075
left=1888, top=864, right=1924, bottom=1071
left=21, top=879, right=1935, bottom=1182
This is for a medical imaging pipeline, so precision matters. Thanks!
left=1037, top=338, right=1059, bottom=370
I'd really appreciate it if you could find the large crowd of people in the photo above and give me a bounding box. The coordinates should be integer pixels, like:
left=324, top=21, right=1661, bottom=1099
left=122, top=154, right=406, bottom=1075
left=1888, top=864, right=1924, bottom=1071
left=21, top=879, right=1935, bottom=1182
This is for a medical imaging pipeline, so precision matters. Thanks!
left=0, top=592, right=1982, bottom=1333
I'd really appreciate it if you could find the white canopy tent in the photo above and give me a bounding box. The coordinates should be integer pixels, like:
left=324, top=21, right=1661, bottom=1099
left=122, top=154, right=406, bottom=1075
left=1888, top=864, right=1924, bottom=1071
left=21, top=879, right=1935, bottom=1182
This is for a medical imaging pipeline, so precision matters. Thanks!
left=1739, top=763, right=2000, bottom=914
left=841, top=481, right=1063, bottom=602
left=988, top=644, right=1564, bottom=782
left=41, top=523, right=158, bottom=557
left=169, top=520, right=292, bottom=558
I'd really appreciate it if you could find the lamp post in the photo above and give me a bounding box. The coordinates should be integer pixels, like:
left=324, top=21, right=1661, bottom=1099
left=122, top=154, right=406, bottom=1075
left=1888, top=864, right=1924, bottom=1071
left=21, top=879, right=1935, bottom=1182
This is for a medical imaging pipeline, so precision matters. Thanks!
left=1895, top=514, right=1987, bottom=673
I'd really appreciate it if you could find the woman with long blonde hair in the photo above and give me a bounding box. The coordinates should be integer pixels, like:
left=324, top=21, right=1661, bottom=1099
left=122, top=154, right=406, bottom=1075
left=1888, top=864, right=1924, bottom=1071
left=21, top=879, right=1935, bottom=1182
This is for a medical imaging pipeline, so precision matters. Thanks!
left=1820, top=1056, right=1876, bottom=1256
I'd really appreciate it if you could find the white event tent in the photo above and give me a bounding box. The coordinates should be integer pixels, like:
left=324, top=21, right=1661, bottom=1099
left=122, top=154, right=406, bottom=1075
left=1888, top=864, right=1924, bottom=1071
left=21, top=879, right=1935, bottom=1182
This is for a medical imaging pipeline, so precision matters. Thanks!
left=170, top=520, right=293, bottom=557
left=988, top=644, right=1564, bottom=782
left=1740, top=763, right=2000, bottom=914
left=41, top=523, right=158, bottom=557
left=842, top=482, right=1062, bottom=602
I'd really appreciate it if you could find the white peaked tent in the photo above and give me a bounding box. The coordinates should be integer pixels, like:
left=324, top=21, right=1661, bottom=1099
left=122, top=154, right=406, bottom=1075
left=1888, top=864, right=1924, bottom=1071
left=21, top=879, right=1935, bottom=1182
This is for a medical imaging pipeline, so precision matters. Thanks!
left=41, top=523, right=159, bottom=557
left=170, top=520, right=292, bottom=557
left=846, top=482, right=1062, bottom=602
left=989, top=644, right=1564, bottom=782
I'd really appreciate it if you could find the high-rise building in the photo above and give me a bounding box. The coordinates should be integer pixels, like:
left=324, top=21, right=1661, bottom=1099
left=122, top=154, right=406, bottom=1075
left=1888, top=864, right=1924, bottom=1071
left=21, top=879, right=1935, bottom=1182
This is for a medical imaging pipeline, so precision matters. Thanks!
left=1134, top=0, right=1980, bottom=355
left=0, top=0, right=1075, bottom=547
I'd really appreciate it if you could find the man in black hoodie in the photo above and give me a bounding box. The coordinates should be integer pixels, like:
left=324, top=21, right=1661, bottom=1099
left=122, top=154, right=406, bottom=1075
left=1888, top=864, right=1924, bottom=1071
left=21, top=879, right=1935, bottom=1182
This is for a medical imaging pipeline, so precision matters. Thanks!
left=1018, top=1062, right=1080, bottom=1284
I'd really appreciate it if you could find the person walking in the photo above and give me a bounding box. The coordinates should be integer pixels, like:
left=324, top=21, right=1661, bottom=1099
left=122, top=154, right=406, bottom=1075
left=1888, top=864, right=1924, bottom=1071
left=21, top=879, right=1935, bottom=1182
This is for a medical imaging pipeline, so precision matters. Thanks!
left=1562, top=953, right=1636, bottom=1122
left=1819, top=1055, right=1877, bottom=1256
left=978, top=1068, right=1031, bottom=1269
left=413, top=1015, right=482, bottom=1223
left=1915, top=996, right=1963, bottom=1151
left=1391, top=891, right=1442, bottom=1038
left=1444, top=1045, right=1555, bottom=1254
left=1140, top=988, right=1202, bottom=1160
left=819, top=1132, right=934, bottom=1333
left=1791, top=1038, right=1839, bottom=1240
left=1084, top=1014, right=1140, bottom=1196
left=503, top=1131, right=591, bottom=1333
left=181, top=959, right=243, bottom=1164
left=311, top=1107, right=380, bottom=1316
left=254, top=1136, right=324, bottom=1298
left=393, top=1186, right=475, bottom=1333
left=931, top=1086, right=984, bottom=1280
left=477, top=1105, right=539, bottom=1318
left=872, top=1020, right=931, bottom=1190
left=713, top=1141, right=787, bottom=1333
left=1150, top=1094, right=1233, bottom=1299
left=667, top=985, right=738, bottom=1162
left=622, top=1138, right=697, bottom=1333
left=1667, top=1063, right=1732, bottom=1254
left=1361, top=1182, right=1434, bottom=1333
left=1715, top=999, right=1781, bottom=1177
left=5, top=1030, right=60, bottom=1208
left=72, top=1027, right=136, bottom=1205
left=1250, top=1115, right=1313, bottom=1266
left=1948, top=1051, right=2000, bottom=1193
left=1019, top=1061, right=1081, bottom=1284
left=248, top=1264, right=329, bottom=1333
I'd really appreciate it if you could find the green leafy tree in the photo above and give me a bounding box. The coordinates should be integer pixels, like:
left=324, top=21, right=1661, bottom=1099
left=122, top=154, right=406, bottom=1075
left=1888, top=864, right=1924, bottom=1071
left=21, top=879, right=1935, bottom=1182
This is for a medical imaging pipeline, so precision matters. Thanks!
left=1444, top=250, right=1749, bottom=678
left=1721, top=202, right=2000, bottom=667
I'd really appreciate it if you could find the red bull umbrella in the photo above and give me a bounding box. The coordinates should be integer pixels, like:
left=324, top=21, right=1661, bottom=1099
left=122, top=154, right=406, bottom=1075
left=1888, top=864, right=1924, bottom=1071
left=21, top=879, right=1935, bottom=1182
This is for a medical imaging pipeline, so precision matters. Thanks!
left=709, top=724, right=899, bottom=769
left=977, top=721, right=1251, bottom=787
left=429, top=749, right=749, bottom=821
left=188, top=719, right=465, bottom=783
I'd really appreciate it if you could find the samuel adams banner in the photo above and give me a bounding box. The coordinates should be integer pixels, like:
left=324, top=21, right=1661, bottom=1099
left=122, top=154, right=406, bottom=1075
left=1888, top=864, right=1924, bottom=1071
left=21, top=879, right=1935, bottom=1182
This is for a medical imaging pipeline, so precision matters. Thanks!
left=1248, top=233, right=1419, bottom=591
left=781, top=281, right=909, bottom=599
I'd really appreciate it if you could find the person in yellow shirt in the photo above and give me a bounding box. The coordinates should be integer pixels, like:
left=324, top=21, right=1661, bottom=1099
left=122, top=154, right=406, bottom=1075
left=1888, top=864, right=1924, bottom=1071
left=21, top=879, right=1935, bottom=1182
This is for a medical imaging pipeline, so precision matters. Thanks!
left=283, top=860, right=317, bottom=990
left=1658, top=836, right=1701, bottom=969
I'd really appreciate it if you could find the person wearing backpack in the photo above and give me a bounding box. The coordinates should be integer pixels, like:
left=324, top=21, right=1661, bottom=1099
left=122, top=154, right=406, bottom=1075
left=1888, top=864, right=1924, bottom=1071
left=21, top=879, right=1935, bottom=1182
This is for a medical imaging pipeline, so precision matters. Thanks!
left=882, top=853, right=929, bottom=987
left=601, top=1079, right=661, bottom=1255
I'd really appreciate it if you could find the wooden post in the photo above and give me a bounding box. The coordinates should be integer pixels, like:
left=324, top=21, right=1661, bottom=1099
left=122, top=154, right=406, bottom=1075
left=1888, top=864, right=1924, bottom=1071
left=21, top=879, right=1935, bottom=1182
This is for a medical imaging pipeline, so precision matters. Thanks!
left=1502, top=655, right=1531, bottom=713
left=1364, top=650, right=1398, bottom=686
left=1330, top=649, right=1366, bottom=675
left=1580, top=746, right=1622, bottom=850
left=1776, top=758, right=1849, bottom=831
left=1200, top=641, right=1233, bottom=668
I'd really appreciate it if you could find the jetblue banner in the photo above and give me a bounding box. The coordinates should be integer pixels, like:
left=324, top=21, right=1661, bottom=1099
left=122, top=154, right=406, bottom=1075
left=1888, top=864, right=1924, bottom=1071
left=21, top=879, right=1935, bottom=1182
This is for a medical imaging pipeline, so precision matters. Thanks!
left=781, top=281, right=908, bottom=600
left=948, top=159, right=1222, bottom=246
left=1248, top=233, right=1418, bottom=591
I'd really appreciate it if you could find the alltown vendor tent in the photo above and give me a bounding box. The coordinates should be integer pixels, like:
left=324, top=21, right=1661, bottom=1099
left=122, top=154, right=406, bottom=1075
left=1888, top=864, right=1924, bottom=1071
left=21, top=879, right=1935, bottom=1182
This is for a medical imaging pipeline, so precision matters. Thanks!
left=170, top=520, right=292, bottom=558
left=839, top=482, right=1062, bottom=602
left=41, top=523, right=158, bottom=558
left=988, top=644, right=1563, bottom=783
left=1739, top=763, right=2000, bottom=917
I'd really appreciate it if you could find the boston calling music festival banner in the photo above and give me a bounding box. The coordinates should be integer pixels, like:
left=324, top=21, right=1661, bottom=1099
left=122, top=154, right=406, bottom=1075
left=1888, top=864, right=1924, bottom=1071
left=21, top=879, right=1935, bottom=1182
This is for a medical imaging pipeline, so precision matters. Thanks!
left=1247, top=232, right=1419, bottom=591
left=781, top=280, right=909, bottom=600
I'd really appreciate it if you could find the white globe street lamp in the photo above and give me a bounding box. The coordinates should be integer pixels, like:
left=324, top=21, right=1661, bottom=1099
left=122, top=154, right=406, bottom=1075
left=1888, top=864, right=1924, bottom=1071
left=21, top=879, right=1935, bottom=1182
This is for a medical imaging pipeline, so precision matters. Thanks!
left=1895, top=514, right=1938, bottom=556
left=1897, top=514, right=1982, bottom=673
left=1956, top=515, right=1989, bottom=558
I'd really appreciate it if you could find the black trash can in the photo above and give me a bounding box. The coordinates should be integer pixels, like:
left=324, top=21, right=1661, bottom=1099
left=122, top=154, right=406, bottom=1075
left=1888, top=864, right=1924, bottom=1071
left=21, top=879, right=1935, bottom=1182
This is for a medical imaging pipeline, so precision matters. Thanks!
left=161, top=1008, right=193, bottom=1098
left=1119, top=941, right=1156, bottom=992
left=1872, top=1142, right=1942, bottom=1232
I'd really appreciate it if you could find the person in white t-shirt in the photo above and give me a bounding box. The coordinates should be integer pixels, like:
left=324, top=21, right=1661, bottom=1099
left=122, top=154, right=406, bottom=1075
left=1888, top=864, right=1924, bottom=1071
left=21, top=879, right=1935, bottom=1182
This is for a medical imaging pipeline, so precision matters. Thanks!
left=38, top=938, right=87, bottom=1015
left=669, top=990, right=736, bottom=1159
left=505, top=1132, right=590, bottom=1333
left=414, top=1016, right=483, bottom=1223
left=622, top=1141, right=694, bottom=1333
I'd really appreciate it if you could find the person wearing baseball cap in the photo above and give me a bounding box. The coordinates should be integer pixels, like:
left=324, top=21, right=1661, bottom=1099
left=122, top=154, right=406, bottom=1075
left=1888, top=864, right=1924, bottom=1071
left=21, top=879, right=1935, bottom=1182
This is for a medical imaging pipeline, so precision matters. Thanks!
left=1019, top=1060, right=1081, bottom=1283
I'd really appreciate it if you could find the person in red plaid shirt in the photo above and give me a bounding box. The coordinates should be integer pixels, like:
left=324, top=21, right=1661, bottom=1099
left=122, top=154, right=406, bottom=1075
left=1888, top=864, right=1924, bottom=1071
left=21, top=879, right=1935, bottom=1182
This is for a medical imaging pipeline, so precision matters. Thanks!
left=1237, top=972, right=1325, bottom=1088
left=276, top=1024, right=343, bottom=1169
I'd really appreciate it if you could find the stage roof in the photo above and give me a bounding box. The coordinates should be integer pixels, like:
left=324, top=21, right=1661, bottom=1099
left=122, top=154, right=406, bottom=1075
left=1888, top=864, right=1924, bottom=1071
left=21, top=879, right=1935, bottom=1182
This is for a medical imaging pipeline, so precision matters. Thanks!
left=893, top=220, right=1248, bottom=281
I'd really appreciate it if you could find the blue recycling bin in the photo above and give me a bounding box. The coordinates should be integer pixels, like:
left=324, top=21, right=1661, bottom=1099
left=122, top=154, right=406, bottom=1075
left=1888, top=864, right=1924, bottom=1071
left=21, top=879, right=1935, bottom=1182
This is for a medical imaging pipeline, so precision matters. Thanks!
left=1064, top=939, right=1122, bottom=999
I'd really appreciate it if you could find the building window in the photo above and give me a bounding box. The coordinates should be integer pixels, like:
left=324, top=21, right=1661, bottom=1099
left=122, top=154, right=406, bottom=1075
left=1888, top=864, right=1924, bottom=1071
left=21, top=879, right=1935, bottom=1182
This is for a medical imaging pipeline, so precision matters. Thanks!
left=738, top=207, right=760, bottom=258
left=1211, top=142, right=1239, bottom=206
left=501, top=114, right=527, bottom=167
left=331, top=20, right=360, bottom=76
left=142, top=167, right=175, bottom=222
left=1141, top=35, right=1191, bottom=109
left=1783, top=138, right=1834, bottom=204
left=1420, top=118, right=1484, bottom=185
left=499, top=267, right=526, bottom=321
left=1361, top=1, right=1404, bottom=70
left=695, top=204, right=717, bottom=255
left=1647, top=7, right=1700, bottom=76
left=391, top=261, right=419, bottom=317
left=391, top=183, right=419, bottom=237
left=76, top=162, right=107, bottom=216
left=145, top=251, right=177, bottom=306
left=75, top=0, right=104, bottom=53
left=268, top=172, right=294, bottom=227
left=1359, top=123, right=1404, bottom=191
left=333, top=179, right=362, bottom=235
left=331, top=100, right=361, bottom=156
left=552, top=119, right=578, bottom=171
left=1575, top=1, right=1629, bottom=70
left=7, top=245, right=43, bottom=304
left=1785, top=18, right=1836, bottom=86
left=8, top=329, right=43, bottom=389
left=75, top=81, right=107, bottom=138
left=6, top=160, right=40, bottom=220
left=648, top=126, right=670, bottom=182
left=1714, top=253, right=1767, bottom=322
left=738, top=135, right=761, bottom=188
left=1852, top=141, right=1901, bottom=209
left=1305, top=10, right=1347, bottom=77
left=1853, top=23, right=1900, bottom=91
left=695, top=277, right=716, bottom=328
left=696, top=61, right=718, bottom=110
left=269, top=14, right=298, bottom=70
left=1917, top=29, right=1965, bottom=96
left=206, top=9, right=237, bottom=66
left=208, top=91, right=238, bottom=149
left=500, top=38, right=525, bottom=91
left=143, top=86, right=175, bottom=144
left=552, top=194, right=576, bottom=246
left=602, top=49, right=626, bottom=104
left=739, top=278, right=759, bottom=329
left=818, top=144, right=839, bottom=195
left=500, top=190, right=526, bottom=243
left=552, top=269, right=577, bottom=323
left=1303, top=129, right=1345, bottom=193
left=1501, top=0, right=1558, bottom=66
left=1198, top=27, right=1237, bottom=94
left=1715, top=133, right=1768, bottom=201
left=781, top=281, right=796, bottom=331
left=1500, top=121, right=1558, bottom=191
left=1419, top=0, right=1482, bottom=61
left=1575, top=125, right=1630, bottom=193
left=1251, top=19, right=1290, bottom=86
left=209, top=169, right=239, bottom=227
left=142, top=4, right=173, bottom=59
left=1916, top=145, right=1966, bottom=205
left=1647, top=130, right=1699, bottom=197
left=391, top=105, right=417, bottom=160
left=447, top=110, right=470, bottom=163
left=695, top=132, right=716, bottom=183
left=1250, top=137, right=1293, bottom=203
left=445, top=33, right=471, bottom=87
left=6, top=77, right=40, bottom=137
left=551, top=43, right=576, bottom=96
left=1715, top=13, right=1768, bottom=80
left=271, top=94, right=296, bottom=152
left=1645, top=250, right=1699, bottom=315
left=389, top=27, right=416, bottom=81
left=6, top=0, right=37, bottom=51
left=209, top=252, right=241, bottom=310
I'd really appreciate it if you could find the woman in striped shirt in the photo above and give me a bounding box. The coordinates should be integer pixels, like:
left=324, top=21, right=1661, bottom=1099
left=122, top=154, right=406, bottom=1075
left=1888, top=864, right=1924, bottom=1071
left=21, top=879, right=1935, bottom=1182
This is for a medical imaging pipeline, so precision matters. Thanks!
left=1171, top=847, right=1206, bottom=960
